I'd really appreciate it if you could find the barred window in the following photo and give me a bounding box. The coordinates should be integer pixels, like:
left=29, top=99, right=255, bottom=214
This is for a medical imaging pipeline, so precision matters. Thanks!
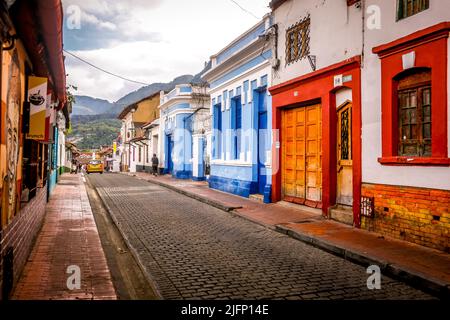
left=285, top=16, right=310, bottom=65
left=397, top=0, right=429, bottom=20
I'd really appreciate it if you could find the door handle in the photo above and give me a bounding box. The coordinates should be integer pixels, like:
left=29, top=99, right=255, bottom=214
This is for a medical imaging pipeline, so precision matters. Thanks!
left=337, top=166, right=343, bottom=173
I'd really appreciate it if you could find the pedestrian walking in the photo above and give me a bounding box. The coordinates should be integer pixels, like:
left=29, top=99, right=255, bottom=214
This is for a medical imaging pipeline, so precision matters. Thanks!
left=151, top=154, right=159, bottom=176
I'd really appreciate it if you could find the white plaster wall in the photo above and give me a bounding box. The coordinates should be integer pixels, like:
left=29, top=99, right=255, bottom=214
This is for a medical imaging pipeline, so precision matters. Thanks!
left=335, top=87, right=353, bottom=108
left=362, top=0, right=450, bottom=190
left=192, top=136, right=199, bottom=177
left=58, top=130, right=65, bottom=169
left=272, top=0, right=362, bottom=86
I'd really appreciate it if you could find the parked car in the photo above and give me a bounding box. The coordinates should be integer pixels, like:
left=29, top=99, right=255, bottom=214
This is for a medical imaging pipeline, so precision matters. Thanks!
left=86, top=160, right=104, bottom=174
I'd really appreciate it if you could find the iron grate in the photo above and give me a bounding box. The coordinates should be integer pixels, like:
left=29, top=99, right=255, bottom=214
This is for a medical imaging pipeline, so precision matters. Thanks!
left=361, top=196, right=374, bottom=218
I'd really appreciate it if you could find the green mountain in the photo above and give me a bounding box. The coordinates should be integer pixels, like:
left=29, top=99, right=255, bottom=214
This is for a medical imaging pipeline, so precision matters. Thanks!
left=68, top=114, right=121, bottom=150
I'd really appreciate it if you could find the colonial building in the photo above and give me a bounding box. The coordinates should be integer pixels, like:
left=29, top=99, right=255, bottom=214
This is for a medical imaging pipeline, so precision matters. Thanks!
left=158, top=84, right=210, bottom=180
left=203, top=14, right=274, bottom=202
left=0, top=0, right=67, bottom=299
left=361, top=0, right=450, bottom=251
left=269, top=0, right=362, bottom=216
left=268, top=0, right=450, bottom=252
left=118, top=92, right=160, bottom=173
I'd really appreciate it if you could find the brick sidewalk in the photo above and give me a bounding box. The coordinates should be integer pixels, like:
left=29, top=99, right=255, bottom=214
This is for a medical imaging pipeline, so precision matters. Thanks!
left=12, top=174, right=116, bottom=300
left=128, top=171, right=450, bottom=298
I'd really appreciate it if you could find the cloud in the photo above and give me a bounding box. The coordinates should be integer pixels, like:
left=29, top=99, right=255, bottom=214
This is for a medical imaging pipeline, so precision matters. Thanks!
left=63, top=0, right=271, bottom=101
left=63, top=0, right=164, bottom=50
left=80, top=11, right=117, bottom=31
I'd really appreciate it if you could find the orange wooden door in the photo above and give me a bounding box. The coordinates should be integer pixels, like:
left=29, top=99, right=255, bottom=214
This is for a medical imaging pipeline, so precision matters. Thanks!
left=282, top=105, right=322, bottom=204
left=305, top=105, right=322, bottom=202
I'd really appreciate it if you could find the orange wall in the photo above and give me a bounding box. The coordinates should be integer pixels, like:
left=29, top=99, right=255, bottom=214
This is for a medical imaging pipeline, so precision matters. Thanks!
left=133, top=95, right=160, bottom=124
left=0, top=40, right=30, bottom=226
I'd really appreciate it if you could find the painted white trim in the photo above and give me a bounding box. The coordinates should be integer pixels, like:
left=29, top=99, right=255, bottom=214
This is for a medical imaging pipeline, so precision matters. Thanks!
left=209, top=61, right=271, bottom=96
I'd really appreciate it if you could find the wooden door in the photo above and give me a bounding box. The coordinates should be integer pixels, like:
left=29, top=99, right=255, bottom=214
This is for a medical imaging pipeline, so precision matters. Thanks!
left=337, top=103, right=353, bottom=206
left=282, top=104, right=322, bottom=206
left=305, top=105, right=322, bottom=203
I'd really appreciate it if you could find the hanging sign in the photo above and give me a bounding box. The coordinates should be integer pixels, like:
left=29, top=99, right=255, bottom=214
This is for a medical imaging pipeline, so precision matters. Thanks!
left=26, top=76, right=48, bottom=140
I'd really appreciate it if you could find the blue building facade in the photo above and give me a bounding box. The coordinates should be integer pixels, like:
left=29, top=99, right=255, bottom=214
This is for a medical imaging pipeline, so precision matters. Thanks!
left=159, top=85, right=211, bottom=181
left=203, top=14, right=274, bottom=203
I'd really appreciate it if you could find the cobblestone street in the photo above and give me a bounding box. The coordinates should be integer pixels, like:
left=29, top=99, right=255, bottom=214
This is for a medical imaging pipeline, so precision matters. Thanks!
left=87, top=174, right=433, bottom=300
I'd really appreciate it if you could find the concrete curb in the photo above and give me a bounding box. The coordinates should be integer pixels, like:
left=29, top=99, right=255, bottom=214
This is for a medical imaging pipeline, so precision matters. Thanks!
left=276, top=224, right=449, bottom=300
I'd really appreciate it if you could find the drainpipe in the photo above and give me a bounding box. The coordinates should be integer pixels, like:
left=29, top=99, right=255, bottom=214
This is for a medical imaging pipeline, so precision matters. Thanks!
left=361, top=0, right=366, bottom=69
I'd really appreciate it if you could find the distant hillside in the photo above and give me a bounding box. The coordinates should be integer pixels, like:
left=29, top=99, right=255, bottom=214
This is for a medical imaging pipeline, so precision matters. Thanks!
left=72, top=96, right=115, bottom=115
left=68, top=114, right=121, bottom=150
left=112, top=74, right=195, bottom=112
left=68, top=63, right=211, bottom=150
left=73, top=62, right=211, bottom=116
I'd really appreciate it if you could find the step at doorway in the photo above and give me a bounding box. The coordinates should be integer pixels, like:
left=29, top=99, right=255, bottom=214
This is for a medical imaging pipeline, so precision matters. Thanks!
left=329, top=205, right=353, bottom=226
left=249, top=194, right=264, bottom=203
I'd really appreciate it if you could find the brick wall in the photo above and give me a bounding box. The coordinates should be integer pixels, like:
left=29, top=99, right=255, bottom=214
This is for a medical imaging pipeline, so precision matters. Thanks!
left=361, top=183, right=450, bottom=252
left=0, top=187, right=47, bottom=300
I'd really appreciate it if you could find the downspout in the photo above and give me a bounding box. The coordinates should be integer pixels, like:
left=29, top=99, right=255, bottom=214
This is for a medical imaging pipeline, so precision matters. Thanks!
left=361, top=0, right=366, bottom=69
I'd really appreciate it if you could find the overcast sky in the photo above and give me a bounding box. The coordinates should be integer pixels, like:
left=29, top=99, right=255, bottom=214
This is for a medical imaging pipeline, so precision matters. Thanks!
left=62, top=0, right=271, bottom=102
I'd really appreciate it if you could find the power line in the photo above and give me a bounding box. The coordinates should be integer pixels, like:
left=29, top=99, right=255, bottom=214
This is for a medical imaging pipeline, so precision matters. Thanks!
left=63, top=49, right=151, bottom=86
left=229, top=0, right=260, bottom=20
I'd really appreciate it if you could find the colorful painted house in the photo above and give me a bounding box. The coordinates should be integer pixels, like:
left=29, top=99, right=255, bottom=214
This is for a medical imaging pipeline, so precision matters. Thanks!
left=269, top=0, right=450, bottom=252
left=269, top=0, right=363, bottom=219
left=361, top=0, right=450, bottom=252
left=158, top=84, right=211, bottom=180
left=202, top=14, right=274, bottom=202
left=118, top=92, right=160, bottom=173
left=0, top=0, right=67, bottom=299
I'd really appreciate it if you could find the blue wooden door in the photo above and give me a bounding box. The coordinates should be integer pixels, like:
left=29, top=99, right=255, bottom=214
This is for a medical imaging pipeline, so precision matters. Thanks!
left=258, top=92, right=268, bottom=194
left=167, top=135, right=174, bottom=173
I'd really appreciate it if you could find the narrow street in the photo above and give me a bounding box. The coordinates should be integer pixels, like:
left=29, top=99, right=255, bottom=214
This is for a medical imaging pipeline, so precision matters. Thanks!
left=87, top=173, right=433, bottom=300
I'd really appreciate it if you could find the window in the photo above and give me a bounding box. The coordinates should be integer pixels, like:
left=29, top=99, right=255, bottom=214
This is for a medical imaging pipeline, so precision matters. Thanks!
left=213, top=104, right=222, bottom=159
left=373, top=22, right=450, bottom=166
left=397, top=0, right=429, bottom=20
left=285, top=16, right=310, bottom=65
left=397, top=69, right=431, bottom=157
left=138, top=146, right=142, bottom=162
left=232, top=97, right=242, bottom=160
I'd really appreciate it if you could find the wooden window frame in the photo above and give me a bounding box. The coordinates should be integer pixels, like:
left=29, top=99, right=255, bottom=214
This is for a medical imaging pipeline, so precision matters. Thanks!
left=397, top=70, right=432, bottom=157
left=396, top=0, right=429, bottom=21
